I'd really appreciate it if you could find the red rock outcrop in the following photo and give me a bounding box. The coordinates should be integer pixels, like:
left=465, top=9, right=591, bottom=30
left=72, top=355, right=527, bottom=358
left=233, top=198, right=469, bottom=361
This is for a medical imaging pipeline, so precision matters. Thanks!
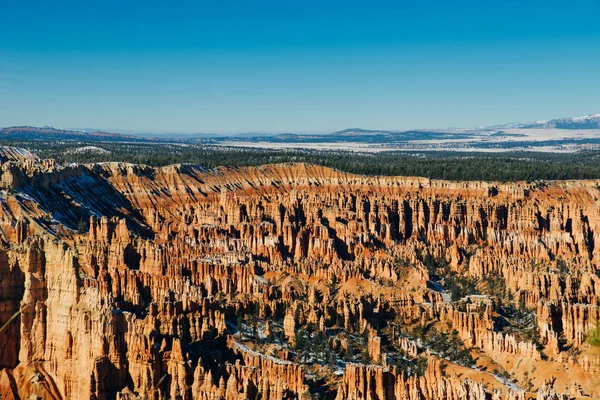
left=0, top=154, right=598, bottom=399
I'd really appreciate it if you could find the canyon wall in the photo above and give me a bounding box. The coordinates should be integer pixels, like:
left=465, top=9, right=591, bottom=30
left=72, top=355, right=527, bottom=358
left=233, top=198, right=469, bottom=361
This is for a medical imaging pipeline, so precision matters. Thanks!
left=0, top=154, right=599, bottom=399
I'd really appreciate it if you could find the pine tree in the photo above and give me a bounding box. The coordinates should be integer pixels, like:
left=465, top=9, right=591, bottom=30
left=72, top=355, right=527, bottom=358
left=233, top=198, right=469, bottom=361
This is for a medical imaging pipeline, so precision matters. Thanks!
left=77, top=218, right=88, bottom=234
left=236, top=308, right=245, bottom=339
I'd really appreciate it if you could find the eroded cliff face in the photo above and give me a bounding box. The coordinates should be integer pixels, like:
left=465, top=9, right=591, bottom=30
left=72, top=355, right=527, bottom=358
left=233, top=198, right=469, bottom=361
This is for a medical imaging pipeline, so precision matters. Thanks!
left=0, top=152, right=599, bottom=399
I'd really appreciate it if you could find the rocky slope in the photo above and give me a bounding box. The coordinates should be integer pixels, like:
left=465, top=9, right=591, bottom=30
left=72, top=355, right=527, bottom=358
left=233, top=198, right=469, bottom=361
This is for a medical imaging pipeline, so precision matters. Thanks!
left=0, top=148, right=599, bottom=399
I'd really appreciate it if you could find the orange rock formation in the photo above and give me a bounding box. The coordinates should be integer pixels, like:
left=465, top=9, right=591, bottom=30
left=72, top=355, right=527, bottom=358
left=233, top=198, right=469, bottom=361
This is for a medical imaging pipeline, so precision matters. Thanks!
left=0, top=152, right=599, bottom=399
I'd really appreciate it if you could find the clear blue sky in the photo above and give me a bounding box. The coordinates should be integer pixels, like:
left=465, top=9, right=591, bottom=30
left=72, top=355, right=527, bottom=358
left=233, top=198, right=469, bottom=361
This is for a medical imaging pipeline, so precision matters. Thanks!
left=1, top=0, right=599, bottom=134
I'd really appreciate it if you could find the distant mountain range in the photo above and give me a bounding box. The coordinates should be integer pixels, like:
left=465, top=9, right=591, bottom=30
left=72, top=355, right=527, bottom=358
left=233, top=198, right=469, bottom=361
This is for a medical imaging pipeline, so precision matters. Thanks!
left=1, top=112, right=599, bottom=144
left=488, top=113, right=600, bottom=130
left=0, top=126, right=147, bottom=142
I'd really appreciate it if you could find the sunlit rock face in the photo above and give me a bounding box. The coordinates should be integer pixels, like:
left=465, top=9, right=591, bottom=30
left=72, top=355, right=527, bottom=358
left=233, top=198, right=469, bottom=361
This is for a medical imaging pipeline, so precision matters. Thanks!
left=0, top=149, right=599, bottom=399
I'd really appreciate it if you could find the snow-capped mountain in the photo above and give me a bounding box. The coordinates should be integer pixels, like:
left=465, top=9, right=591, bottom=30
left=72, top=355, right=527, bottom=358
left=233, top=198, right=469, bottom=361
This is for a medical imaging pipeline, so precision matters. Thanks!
left=490, top=113, right=600, bottom=129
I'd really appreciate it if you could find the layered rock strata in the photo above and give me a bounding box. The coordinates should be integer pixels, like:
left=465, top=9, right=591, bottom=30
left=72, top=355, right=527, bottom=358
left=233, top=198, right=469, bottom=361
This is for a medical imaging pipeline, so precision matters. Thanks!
left=0, top=153, right=599, bottom=399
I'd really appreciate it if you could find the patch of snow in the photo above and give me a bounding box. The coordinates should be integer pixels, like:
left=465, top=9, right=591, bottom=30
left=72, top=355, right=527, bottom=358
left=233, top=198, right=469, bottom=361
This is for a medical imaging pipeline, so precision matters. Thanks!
left=572, top=113, right=600, bottom=121
left=491, top=372, right=521, bottom=392
left=68, top=146, right=111, bottom=155
left=254, top=275, right=268, bottom=284
left=233, top=340, right=293, bottom=365
left=15, top=192, right=38, bottom=203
